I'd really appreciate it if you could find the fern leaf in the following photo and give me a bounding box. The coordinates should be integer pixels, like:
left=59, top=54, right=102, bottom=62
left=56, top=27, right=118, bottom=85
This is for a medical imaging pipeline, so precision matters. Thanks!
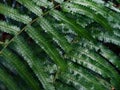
left=73, top=0, right=120, bottom=29
left=1, top=48, right=41, bottom=90
left=0, top=0, right=119, bottom=90
left=71, top=52, right=110, bottom=78
left=26, top=26, right=67, bottom=71
left=80, top=40, right=120, bottom=71
left=99, top=44, right=120, bottom=69
left=61, top=70, right=106, bottom=90
left=93, top=31, right=120, bottom=46
left=0, top=3, right=32, bottom=24
left=16, top=0, right=43, bottom=16
left=68, top=62, right=111, bottom=90
left=0, top=21, right=19, bottom=35
left=62, top=2, right=112, bottom=32
left=12, top=36, right=55, bottom=90
left=75, top=46, right=120, bottom=87
left=37, top=17, right=72, bottom=52
left=50, top=10, right=94, bottom=41
left=32, top=0, right=53, bottom=8
left=0, top=66, right=19, bottom=90
left=55, top=0, right=64, bottom=4
left=60, top=72, right=88, bottom=90
left=55, top=80, right=76, bottom=90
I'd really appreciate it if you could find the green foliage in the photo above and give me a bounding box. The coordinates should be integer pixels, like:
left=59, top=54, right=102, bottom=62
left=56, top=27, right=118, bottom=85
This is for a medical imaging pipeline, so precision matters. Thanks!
left=0, top=0, right=120, bottom=90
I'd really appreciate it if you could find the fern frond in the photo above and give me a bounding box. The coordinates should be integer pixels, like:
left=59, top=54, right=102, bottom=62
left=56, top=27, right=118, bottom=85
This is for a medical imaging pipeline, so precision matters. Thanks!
left=37, top=17, right=72, bottom=52
left=26, top=26, right=67, bottom=71
left=93, top=31, right=120, bottom=46
left=0, top=0, right=119, bottom=90
left=74, top=46, right=120, bottom=86
left=16, top=0, right=43, bottom=16
left=80, top=40, right=120, bottom=71
left=62, top=2, right=112, bottom=31
left=69, top=63, right=110, bottom=88
left=0, top=21, right=19, bottom=35
left=0, top=66, right=19, bottom=90
left=0, top=3, right=32, bottom=24
left=12, top=36, right=55, bottom=90
left=50, top=10, right=94, bottom=41
left=32, top=0, right=53, bottom=8
left=67, top=62, right=111, bottom=90
left=60, top=72, right=88, bottom=90
left=1, top=48, right=41, bottom=90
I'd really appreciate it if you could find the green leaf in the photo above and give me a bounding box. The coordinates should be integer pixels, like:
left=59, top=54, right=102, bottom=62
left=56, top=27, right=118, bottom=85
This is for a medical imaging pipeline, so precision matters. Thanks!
left=0, top=3, right=32, bottom=24
left=37, top=17, right=72, bottom=52
left=62, top=2, right=113, bottom=32
left=16, top=0, right=43, bottom=16
left=0, top=66, right=19, bottom=90
left=0, top=21, right=19, bottom=35
left=1, top=48, right=41, bottom=90
left=13, top=36, right=55, bottom=90
left=26, top=26, right=68, bottom=71
left=50, top=10, right=95, bottom=41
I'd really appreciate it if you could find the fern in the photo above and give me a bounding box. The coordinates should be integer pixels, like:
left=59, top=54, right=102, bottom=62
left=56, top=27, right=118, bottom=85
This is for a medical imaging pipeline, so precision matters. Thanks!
left=1, top=48, right=40, bottom=90
left=0, top=0, right=120, bottom=90
left=0, top=65, right=20, bottom=90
